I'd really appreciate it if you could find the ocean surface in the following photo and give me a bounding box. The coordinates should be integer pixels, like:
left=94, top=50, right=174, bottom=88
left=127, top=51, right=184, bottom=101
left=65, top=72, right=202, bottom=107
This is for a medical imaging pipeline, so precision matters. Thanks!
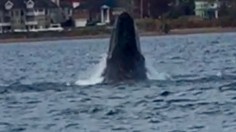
left=0, top=33, right=236, bottom=132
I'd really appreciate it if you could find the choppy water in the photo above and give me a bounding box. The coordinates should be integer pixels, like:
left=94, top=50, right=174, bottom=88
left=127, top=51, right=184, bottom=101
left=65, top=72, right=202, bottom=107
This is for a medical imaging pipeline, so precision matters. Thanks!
left=1, top=33, right=236, bottom=132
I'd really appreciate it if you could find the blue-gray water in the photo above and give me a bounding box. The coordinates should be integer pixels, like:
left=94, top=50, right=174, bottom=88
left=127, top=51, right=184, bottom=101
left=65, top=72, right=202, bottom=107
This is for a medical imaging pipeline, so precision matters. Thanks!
left=1, top=33, right=236, bottom=132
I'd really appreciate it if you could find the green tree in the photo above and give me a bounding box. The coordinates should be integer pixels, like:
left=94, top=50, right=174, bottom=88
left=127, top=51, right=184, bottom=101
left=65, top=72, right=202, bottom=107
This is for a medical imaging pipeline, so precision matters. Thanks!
left=219, top=0, right=236, bottom=18
left=149, top=0, right=174, bottom=18
left=166, top=0, right=195, bottom=19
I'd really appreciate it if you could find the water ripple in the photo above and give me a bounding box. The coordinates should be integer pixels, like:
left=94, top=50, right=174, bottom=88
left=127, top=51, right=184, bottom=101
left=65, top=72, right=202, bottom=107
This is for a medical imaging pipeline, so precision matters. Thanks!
left=0, top=33, right=236, bottom=131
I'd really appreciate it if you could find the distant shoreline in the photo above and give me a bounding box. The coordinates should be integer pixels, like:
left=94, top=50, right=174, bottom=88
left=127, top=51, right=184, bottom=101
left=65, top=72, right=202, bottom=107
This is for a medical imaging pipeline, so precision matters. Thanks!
left=0, top=27, right=236, bottom=44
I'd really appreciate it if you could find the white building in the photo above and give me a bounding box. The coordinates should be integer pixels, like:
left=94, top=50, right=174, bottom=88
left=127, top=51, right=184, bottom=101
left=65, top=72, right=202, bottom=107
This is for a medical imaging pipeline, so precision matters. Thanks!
left=195, top=0, right=220, bottom=19
left=0, top=0, right=64, bottom=33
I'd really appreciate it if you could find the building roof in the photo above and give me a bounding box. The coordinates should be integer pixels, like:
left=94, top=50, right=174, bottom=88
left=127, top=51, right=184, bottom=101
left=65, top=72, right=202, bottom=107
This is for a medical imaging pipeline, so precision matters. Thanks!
left=0, top=0, right=25, bottom=10
left=0, top=0, right=58, bottom=10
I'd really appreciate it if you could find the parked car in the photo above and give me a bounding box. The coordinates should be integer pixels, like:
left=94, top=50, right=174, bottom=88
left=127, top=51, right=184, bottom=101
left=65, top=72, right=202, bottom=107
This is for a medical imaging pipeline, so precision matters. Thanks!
left=48, top=24, right=64, bottom=31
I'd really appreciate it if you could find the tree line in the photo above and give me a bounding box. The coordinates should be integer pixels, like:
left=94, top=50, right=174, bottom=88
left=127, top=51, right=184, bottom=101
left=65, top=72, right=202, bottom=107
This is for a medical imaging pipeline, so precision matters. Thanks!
left=146, top=0, right=236, bottom=19
left=82, top=0, right=236, bottom=20
left=121, top=0, right=236, bottom=19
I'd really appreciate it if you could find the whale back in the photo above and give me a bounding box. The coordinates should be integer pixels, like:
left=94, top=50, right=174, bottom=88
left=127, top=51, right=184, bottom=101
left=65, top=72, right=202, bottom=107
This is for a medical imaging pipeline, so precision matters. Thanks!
left=108, top=12, right=142, bottom=60
left=102, top=12, right=147, bottom=83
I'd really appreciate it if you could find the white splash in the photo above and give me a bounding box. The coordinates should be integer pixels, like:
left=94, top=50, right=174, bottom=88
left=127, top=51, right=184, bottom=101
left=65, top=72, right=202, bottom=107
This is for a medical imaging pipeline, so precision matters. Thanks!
left=75, top=54, right=107, bottom=86
left=145, top=59, right=172, bottom=80
left=216, top=71, right=223, bottom=77
left=75, top=54, right=171, bottom=86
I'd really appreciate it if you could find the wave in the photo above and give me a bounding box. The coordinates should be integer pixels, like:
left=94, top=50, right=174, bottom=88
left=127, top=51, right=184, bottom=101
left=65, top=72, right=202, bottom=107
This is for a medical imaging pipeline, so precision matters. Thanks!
left=75, top=54, right=107, bottom=86
left=75, top=54, right=172, bottom=86
left=74, top=53, right=236, bottom=86
left=145, top=58, right=172, bottom=81
left=0, top=82, right=72, bottom=94
left=173, top=74, right=236, bottom=84
left=0, top=74, right=235, bottom=94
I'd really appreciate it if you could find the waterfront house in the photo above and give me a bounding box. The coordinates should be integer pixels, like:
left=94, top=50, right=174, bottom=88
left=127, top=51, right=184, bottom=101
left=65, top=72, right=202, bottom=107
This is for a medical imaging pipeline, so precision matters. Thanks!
left=59, top=0, right=74, bottom=28
left=73, top=2, right=89, bottom=27
left=72, top=0, right=127, bottom=27
left=195, top=0, right=220, bottom=19
left=0, top=0, right=64, bottom=33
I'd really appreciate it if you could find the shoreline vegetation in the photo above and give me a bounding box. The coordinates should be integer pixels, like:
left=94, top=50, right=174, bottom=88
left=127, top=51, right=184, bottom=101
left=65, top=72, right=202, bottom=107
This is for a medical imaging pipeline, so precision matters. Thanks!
left=0, top=27, right=236, bottom=44
left=1, top=18, right=236, bottom=44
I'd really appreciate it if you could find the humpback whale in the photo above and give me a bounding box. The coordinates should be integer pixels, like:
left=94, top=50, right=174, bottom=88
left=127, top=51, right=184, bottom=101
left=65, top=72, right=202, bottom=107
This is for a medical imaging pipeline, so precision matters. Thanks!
left=102, top=12, right=147, bottom=83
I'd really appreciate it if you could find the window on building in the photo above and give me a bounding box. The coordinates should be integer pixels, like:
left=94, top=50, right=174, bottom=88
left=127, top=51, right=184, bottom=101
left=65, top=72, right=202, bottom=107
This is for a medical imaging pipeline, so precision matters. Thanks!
left=68, top=9, right=72, bottom=15
left=11, top=11, right=14, bottom=17
left=21, top=10, right=24, bottom=16
left=6, top=26, right=11, bottom=30
left=46, top=9, right=50, bottom=15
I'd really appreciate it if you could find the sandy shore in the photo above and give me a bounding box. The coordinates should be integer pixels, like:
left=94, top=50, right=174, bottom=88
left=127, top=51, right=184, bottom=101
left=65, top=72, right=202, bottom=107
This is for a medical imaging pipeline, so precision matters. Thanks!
left=0, top=27, right=236, bottom=44
left=170, top=27, right=236, bottom=35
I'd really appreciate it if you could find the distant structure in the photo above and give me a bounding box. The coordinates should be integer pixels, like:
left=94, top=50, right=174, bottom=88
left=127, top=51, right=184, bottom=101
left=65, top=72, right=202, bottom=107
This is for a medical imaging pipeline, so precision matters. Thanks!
left=72, top=1, right=89, bottom=27
left=0, top=0, right=129, bottom=31
left=0, top=0, right=157, bottom=32
left=73, top=0, right=126, bottom=27
left=51, top=0, right=60, bottom=6
left=0, top=0, right=73, bottom=33
left=195, top=0, right=220, bottom=19
left=0, top=0, right=228, bottom=33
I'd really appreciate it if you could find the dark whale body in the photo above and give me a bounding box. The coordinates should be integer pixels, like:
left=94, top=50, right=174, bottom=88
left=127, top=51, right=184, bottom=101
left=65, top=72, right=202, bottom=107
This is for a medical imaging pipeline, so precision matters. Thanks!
left=102, top=12, right=147, bottom=83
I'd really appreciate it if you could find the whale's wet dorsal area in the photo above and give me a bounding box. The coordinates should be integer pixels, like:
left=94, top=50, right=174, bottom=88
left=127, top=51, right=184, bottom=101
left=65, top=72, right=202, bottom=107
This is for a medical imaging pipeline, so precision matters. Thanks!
left=108, top=12, right=142, bottom=59
left=102, top=12, right=147, bottom=83
left=75, top=12, right=169, bottom=86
